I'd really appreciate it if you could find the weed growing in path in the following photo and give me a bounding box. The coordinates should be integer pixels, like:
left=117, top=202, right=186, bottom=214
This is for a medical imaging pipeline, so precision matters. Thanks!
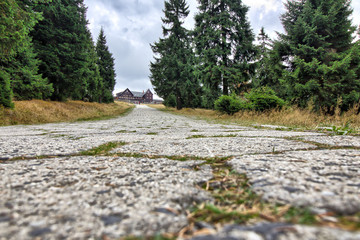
left=80, top=142, right=127, bottom=156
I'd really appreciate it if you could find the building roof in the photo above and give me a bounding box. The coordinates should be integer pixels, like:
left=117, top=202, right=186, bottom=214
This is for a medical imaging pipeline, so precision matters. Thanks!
left=117, top=88, right=153, bottom=98
left=132, top=91, right=146, bottom=98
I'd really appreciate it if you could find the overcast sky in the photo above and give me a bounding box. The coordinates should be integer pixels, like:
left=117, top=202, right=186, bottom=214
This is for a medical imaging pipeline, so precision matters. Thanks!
left=84, top=0, right=360, bottom=98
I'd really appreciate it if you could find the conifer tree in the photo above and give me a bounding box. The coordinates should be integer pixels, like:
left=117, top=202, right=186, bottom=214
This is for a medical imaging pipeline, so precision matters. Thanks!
left=96, top=28, right=116, bottom=103
left=0, top=71, right=13, bottom=108
left=252, top=28, right=287, bottom=96
left=0, top=0, right=52, bottom=107
left=253, top=27, right=272, bottom=88
left=85, top=30, right=103, bottom=102
left=280, top=0, right=360, bottom=112
left=31, top=0, right=93, bottom=101
left=150, top=0, right=199, bottom=110
left=7, top=41, right=53, bottom=100
left=193, top=0, right=257, bottom=107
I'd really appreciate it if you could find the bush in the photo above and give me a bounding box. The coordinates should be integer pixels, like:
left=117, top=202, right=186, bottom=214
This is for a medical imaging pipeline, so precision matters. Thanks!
left=246, top=87, right=285, bottom=112
left=214, top=94, right=247, bottom=115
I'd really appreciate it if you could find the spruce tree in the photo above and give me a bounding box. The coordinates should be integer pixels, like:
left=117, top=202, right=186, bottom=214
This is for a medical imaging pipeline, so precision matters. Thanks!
left=31, top=0, right=93, bottom=101
left=6, top=41, right=53, bottom=100
left=84, top=30, right=103, bottom=102
left=96, top=28, right=116, bottom=103
left=253, top=27, right=272, bottom=88
left=0, top=0, right=42, bottom=59
left=150, top=0, right=198, bottom=110
left=280, top=0, right=360, bottom=112
left=252, top=28, right=288, bottom=96
left=0, top=0, right=52, bottom=107
left=0, top=71, right=13, bottom=108
left=193, top=0, right=257, bottom=107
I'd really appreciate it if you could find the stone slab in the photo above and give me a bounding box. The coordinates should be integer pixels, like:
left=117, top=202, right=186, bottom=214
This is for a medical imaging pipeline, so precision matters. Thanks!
left=0, top=156, right=212, bottom=239
left=300, top=135, right=360, bottom=147
left=114, top=137, right=316, bottom=158
left=230, top=150, right=360, bottom=214
left=190, top=222, right=360, bottom=240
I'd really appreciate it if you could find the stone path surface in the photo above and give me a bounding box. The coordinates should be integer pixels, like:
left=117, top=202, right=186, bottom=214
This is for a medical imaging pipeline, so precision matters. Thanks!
left=0, top=105, right=359, bottom=239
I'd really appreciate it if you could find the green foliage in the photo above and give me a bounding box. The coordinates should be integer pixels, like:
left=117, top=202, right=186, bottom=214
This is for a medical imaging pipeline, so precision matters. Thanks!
left=96, top=28, right=116, bottom=103
left=6, top=43, right=53, bottom=100
left=279, top=0, right=360, bottom=113
left=0, top=0, right=42, bottom=59
left=101, top=89, right=115, bottom=104
left=0, top=0, right=113, bottom=107
left=84, top=30, right=103, bottom=103
left=253, top=28, right=288, bottom=97
left=80, top=142, right=127, bottom=156
left=214, top=94, right=246, bottom=115
left=193, top=0, right=257, bottom=98
left=150, top=0, right=199, bottom=110
left=330, top=122, right=355, bottom=136
left=163, top=94, right=177, bottom=108
left=245, top=87, right=285, bottom=112
left=0, top=70, right=14, bottom=108
left=215, top=87, right=285, bottom=114
left=284, top=207, right=317, bottom=225
left=200, top=86, right=221, bottom=109
left=31, top=0, right=99, bottom=102
left=0, top=0, right=53, bottom=107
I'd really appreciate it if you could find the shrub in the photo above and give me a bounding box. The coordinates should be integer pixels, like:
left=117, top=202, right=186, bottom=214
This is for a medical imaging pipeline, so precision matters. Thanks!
left=214, top=94, right=246, bottom=115
left=246, top=87, right=285, bottom=112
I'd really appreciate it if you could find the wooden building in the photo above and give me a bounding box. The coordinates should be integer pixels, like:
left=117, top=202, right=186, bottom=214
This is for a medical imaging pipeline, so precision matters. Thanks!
left=116, top=88, right=153, bottom=103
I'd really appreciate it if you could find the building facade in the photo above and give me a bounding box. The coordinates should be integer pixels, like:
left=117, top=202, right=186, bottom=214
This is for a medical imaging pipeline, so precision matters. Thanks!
left=116, top=88, right=153, bottom=103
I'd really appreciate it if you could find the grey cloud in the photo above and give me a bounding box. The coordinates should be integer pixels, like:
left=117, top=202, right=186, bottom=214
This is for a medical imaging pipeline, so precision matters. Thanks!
left=96, top=0, right=162, bottom=15
left=249, top=8, right=284, bottom=39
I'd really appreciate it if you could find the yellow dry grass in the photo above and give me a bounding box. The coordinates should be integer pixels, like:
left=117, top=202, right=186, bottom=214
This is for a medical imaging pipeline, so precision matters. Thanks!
left=0, top=100, right=134, bottom=126
left=148, top=104, right=360, bottom=132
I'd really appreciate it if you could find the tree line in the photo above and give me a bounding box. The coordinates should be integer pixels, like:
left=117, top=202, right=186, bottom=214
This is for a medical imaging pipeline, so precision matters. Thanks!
left=150, top=0, right=360, bottom=114
left=0, top=0, right=116, bottom=108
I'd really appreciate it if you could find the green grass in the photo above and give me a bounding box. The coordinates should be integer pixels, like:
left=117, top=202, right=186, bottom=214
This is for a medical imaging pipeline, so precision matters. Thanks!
left=186, top=134, right=238, bottom=139
left=146, top=132, right=158, bottom=135
left=117, top=130, right=137, bottom=133
left=80, top=142, right=127, bottom=156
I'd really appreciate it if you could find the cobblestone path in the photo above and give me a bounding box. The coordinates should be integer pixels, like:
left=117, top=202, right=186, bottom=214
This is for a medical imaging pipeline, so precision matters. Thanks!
left=0, top=105, right=359, bottom=239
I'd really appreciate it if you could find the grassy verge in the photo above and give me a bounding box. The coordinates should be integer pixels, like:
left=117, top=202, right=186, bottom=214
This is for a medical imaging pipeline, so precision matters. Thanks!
left=148, top=104, right=360, bottom=133
left=0, top=100, right=134, bottom=126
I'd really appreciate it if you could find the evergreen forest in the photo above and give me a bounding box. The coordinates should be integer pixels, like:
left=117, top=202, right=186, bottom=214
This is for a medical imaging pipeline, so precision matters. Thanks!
left=151, top=0, right=360, bottom=114
left=0, top=0, right=116, bottom=108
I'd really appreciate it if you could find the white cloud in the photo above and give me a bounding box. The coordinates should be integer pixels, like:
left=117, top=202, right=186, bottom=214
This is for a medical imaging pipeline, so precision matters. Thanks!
left=243, top=0, right=284, bottom=13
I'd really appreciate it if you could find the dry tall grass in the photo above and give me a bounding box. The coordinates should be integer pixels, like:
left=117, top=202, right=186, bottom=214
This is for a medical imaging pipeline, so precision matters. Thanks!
left=148, top=104, right=360, bottom=132
left=0, top=100, right=133, bottom=126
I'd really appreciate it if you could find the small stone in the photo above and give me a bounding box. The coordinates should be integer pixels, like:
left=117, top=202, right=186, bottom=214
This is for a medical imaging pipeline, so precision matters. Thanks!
left=29, top=227, right=51, bottom=237
left=321, top=191, right=335, bottom=197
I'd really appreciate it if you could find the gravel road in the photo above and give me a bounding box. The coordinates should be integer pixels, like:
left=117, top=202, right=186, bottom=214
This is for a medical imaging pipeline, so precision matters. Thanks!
left=0, top=105, right=359, bottom=239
